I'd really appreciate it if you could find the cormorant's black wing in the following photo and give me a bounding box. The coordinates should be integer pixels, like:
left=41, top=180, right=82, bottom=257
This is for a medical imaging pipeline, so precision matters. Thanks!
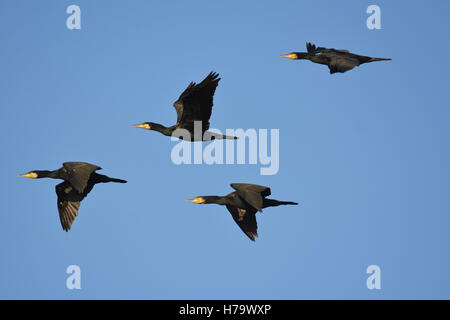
left=230, top=183, right=271, bottom=212
left=62, top=162, right=101, bottom=193
left=172, top=72, right=220, bottom=131
left=226, top=205, right=258, bottom=241
left=327, top=55, right=360, bottom=74
left=55, top=180, right=95, bottom=232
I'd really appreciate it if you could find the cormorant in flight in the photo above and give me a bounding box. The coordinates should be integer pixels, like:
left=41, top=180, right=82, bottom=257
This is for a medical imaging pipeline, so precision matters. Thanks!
left=186, top=183, right=298, bottom=241
left=132, top=72, right=237, bottom=141
left=281, top=42, right=391, bottom=74
left=19, top=162, right=126, bottom=231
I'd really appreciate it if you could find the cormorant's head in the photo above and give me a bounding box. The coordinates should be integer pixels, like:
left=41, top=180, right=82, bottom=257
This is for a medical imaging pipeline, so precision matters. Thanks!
left=18, top=171, right=39, bottom=179
left=280, top=52, right=308, bottom=60
left=132, top=122, right=152, bottom=130
left=186, top=197, right=207, bottom=204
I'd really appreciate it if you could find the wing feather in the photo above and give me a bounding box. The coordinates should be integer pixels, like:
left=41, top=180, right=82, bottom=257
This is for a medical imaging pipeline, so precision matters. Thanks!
left=226, top=205, right=258, bottom=241
left=172, top=72, right=220, bottom=132
left=62, top=162, right=100, bottom=193
left=328, top=56, right=359, bottom=74
left=230, top=183, right=271, bottom=212
left=55, top=180, right=95, bottom=232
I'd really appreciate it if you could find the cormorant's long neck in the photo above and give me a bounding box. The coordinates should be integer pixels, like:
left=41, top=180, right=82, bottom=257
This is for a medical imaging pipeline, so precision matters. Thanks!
left=151, top=123, right=174, bottom=137
left=37, top=170, right=60, bottom=179
left=204, top=196, right=227, bottom=205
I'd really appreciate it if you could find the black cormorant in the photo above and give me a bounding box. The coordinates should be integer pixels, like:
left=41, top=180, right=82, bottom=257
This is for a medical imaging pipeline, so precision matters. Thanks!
left=281, top=42, right=391, bottom=74
left=186, top=183, right=298, bottom=241
left=132, top=72, right=237, bottom=141
left=18, top=162, right=127, bottom=231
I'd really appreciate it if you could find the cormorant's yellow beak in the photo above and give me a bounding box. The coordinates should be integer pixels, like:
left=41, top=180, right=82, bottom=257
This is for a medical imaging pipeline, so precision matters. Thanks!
left=132, top=123, right=151, bottom=129
left=185, top=197, right=206, bottom=204
left=280, top=53, right=298, bottom=59
left=18, top=172, right=38, bottom=179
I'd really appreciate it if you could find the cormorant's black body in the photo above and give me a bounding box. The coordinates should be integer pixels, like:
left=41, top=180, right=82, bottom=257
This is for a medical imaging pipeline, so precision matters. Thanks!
left=133, top=72, right=237, bottom=141
left=19, top=162, right=127, bottom=231
left=281, top=42, right=391, bottom=74
left=187, top=183, right=298, bottom=241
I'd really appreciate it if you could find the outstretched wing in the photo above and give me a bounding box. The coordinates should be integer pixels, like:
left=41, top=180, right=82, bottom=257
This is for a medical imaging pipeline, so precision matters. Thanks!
left=172, top=72, right=221, bottom=132
left=230, top=183, right=271, bottom=212
left=328, top=55, right=359, bottom=74
left=226, top=205, right=258, bottom=241
left=55, top=180, right=95, bottom=232
left=62, top=162, right=100, bottom=193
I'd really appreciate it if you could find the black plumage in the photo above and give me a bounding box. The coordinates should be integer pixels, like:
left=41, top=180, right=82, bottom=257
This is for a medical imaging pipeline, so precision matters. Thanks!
left=281, top=42, right=391, bottom=74
left=186, top=183, right=298, bottom=241
left=132, top=72, right=237, bottom=141
left=19, top=162, right=127, bottom=231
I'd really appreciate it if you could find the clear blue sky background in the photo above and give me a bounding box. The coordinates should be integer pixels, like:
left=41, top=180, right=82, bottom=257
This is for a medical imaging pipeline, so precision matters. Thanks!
left=1, top=0, right=449, bottom=299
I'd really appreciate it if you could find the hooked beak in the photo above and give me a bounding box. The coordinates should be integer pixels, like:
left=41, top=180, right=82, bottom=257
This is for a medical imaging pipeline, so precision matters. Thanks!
left=132, top=123, right=151, bottom=129
left=18, top=172, right=38, bottom=179
left=280, top=53, right=298, bottom=59
left=185, top=197, right=206, bottom=204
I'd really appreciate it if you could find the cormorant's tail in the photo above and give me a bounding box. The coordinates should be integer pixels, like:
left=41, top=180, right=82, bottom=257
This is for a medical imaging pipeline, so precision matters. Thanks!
left=216, top=135, right=238, bottom=140
left=95, top=173, right=127, bottom=184
left=205, top=131, right=239, bottom=140
left=369, top=57, right=391, bottom=62
left=263, top=199, right=298, bottom=208
left=108, top=177, right=127, bottom=183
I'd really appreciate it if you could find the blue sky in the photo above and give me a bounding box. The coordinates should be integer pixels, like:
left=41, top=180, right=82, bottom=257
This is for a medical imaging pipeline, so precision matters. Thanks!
left=1, top=0, right=450, bottom=299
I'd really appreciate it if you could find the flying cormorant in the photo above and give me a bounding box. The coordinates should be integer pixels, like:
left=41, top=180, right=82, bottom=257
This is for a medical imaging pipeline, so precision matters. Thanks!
left=19, top=162, right=127, bottom=231
left=132, top=72, right=237, bottom=141
left=281, top=42, right=391, bottom=74
left=186, top=183, right=298, bottom=241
